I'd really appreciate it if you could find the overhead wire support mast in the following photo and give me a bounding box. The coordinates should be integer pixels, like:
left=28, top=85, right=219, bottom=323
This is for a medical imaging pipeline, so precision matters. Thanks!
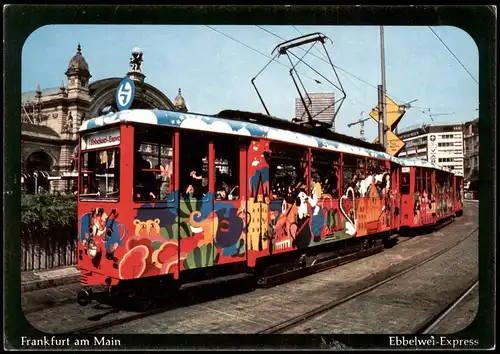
left=380, top=25, right=388, bottom=150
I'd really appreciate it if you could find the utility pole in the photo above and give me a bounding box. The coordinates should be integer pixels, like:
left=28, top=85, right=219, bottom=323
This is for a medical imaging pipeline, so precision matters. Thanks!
left=380, top=26, right=388, bottom=150
left=377, top=85, right=384, bottom=148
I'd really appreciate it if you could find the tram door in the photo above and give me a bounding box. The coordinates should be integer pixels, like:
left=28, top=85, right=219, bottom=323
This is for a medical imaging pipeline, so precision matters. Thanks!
left=178, top=132, right=215, bottom=272
left=212, top=137, right=247, bottom=264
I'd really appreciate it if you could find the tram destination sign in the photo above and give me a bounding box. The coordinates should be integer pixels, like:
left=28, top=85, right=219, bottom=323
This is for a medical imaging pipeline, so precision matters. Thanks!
left=81, top=128, right=121, bottom=151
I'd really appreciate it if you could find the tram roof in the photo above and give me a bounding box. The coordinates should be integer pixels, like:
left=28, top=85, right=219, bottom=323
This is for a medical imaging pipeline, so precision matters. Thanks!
left=397, top=157, right=455, bottom=173
left=80, top=108, right=454, bottom=175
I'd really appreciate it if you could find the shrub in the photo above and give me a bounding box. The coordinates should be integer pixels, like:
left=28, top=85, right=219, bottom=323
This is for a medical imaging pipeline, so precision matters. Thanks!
left=21, top=192, right=78, bottom=248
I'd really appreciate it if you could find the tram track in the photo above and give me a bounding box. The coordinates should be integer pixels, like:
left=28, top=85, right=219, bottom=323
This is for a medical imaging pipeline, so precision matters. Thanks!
left=257, top=227, right=478, bottom=334
left=416, top=280, right=479, bottom=335
left=60, top=226, right=475, bottom=335
left=62, top=242, right=385, bottom=335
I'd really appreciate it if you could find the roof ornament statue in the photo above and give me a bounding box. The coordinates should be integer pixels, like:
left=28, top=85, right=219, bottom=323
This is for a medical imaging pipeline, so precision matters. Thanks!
left=130, top=47, right=143, bottom=72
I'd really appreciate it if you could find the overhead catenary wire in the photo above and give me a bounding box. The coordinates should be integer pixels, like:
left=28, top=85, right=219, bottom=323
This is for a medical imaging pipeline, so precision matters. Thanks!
left=255, top=25, right=408, bottom=105
left=428, top=26, right=479, bottom=85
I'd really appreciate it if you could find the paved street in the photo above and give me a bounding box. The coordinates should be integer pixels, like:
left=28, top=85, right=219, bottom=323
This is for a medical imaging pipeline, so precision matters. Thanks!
left=425, top=283, right=479, bottom=334
left=282, top=230, right=477, bottom=334
left=22, top=283, right=82, bottom=314
left=22, top=203, right=478, bottom=335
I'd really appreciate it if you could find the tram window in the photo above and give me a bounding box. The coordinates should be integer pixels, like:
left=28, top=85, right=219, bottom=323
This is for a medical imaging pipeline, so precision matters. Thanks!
left=179, top=132, right=209, bottom=199
left=311, top=149, right=340, bottom=198
left=426, top=171, right=432, bottom=197
left=416, top=168, right=422, bottom=193
left=269, top=143, right=307, bottom=204
left=80, top=148, right=120, bottom=200
left=214, top=137, right=240, bottom=200
left=134, top=128, right=173, bottom=202
left=422, top=169, right=426, bottom=194
left=401, top=172, right=410, bottom=195
left=342, top=154, right=359, bottom=196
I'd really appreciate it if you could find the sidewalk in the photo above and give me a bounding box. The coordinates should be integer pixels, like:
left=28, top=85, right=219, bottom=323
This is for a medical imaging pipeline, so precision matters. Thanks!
left=21, top=266, right=80, bottom=293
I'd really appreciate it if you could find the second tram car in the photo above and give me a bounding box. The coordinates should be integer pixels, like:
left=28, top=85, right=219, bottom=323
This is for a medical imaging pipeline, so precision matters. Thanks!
left=399, top=158, right=459, bottom=230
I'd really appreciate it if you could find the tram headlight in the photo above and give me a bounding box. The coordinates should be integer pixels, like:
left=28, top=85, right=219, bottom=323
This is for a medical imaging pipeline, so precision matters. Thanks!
left=88, top=239, right=98, bottom=258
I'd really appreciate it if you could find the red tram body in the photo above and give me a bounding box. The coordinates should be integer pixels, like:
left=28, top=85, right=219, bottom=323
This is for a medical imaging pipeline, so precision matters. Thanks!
left=75, top=108, right=463, bottom=304
left=399, top=159, right=460, bottom=229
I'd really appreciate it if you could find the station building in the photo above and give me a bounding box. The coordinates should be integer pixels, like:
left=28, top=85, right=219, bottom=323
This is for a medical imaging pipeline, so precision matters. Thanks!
left=21, top=45, right=188, bottom=194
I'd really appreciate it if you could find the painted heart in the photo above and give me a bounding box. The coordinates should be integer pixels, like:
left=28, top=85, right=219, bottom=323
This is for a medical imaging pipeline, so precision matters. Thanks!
left=339, top=187, right=356, bottom=226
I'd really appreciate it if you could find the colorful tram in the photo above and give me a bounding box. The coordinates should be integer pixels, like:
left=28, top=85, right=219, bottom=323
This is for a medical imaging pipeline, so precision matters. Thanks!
left=399, top=158, right=464, bottom=229
left=76, top=108, right=464, bottom=305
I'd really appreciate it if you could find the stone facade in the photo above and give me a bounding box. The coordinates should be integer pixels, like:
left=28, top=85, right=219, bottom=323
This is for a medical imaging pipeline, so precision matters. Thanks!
left=21, top=45, right=188, bottom=194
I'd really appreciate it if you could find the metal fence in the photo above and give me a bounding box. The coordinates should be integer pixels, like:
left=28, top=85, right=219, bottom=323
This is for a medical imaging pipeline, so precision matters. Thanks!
left=21, top=238, right=78, bottom=272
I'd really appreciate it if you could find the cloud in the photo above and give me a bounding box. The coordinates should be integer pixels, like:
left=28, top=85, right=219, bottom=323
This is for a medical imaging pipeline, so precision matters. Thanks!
left=180, top=116, right=210, bottom=132
left=120, top=110, right=158, bottom=125
left=94, top=116, right=104, bottom=126
left=322, top=142, right=339, bottom=151
left=266, top=129, right=296, bottom=144
left=210, top=120, right=234, bottom=134
left=265, top=129, right=319, bottom=148
left=295, top=133, right=319, bottom=148
left=236, top=127, right=251, bottom=136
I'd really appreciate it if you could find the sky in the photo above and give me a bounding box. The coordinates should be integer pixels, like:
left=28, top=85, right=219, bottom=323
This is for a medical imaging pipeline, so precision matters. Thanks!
left=22, top=25, right=479, bottom=142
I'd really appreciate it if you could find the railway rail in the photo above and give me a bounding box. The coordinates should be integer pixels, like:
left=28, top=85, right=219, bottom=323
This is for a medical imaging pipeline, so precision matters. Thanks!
left=416, top=280, right=479, bottom=335
left=60, top=227, right=475, bottom=335
left=257, top=227, right=478, bottom=334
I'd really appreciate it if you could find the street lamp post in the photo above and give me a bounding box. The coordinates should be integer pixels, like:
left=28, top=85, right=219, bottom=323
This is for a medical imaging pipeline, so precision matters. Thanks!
left=33, top=171, right=39, bottom=195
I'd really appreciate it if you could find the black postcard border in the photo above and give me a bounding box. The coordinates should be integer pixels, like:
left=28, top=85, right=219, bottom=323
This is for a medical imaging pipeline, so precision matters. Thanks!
left=3, top=4, right=496, bottom=350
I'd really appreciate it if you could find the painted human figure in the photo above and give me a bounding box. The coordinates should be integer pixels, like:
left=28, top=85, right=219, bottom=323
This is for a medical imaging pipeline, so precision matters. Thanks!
left=413, top=197, right=421, bottom=225
left=310, top=173, right=325, bottom=242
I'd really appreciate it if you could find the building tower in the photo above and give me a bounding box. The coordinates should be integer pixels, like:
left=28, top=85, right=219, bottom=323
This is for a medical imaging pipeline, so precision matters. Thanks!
left=174, top=88, right=188, bottom=112
left=60, top=44, right=92, bottom=185
left=65, top=44, right=91, bottom=98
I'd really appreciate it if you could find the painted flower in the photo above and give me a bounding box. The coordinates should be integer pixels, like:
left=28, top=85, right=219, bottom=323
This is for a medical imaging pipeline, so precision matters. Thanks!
left=118, top=245, right=149, bottom=279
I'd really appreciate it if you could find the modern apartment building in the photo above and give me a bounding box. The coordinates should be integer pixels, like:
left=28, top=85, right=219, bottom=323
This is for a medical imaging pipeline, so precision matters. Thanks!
left=398, top=123, right=464, bottom=176
left=295, top=92, right=336, bottom=130
left=463, top=118, right=479, bottom=183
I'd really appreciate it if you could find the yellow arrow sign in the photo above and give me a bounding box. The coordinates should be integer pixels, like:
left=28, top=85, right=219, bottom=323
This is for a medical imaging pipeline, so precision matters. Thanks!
left=373, top=130, right=406, bottom=156
left=369, top=96, right=406, bottom=130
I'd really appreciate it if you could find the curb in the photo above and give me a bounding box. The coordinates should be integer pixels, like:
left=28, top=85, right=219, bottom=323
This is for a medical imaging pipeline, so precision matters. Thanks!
left=21, top=267, right=80, bottom=293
